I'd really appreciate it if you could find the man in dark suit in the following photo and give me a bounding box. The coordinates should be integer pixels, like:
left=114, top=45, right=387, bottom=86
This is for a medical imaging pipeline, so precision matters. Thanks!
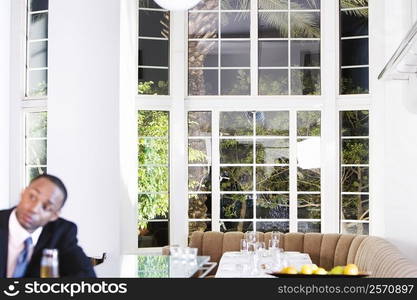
left=0, top=174, right=96, bottom=278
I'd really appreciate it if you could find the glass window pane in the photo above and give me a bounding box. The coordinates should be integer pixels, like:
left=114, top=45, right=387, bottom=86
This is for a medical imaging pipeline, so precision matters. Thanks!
left=290, top=12, right=320, bottom=38
left=188, top=112, right=212, bottom=136
left=139, top=138, right=169, bottom=165
left=138, top=194, right=169, bottom=220
left=340, top=0, right=368, bottom=9
left=221, top=0, right=251, bottom=10
left=290, top=0, right=320, bottom=9
left=341, top=166, right=369, bottom=193
left=26, top=112, right=47, bottom=138
left=256, top=139, right=289, bottom=164
left=189, top=69, right=218, bottom=96
left=341, top=10, right=368, bottom=36
left=189, top=139, right=211, bottom=164
left=297, top=194, right=321, bottom=219
left=190, top=0, right=219, bottom=10
left=138, top=68, right=169, bottom=95
left=259, top=41, right=288, bottom=67
left=297, top=111, right=321, bottom=136
left=221, top=69, right=250, bottom=95
left=189, top=41, right=218, bottom=68
left=341, top=195, right=369, bottom=220
left=258, top=70, right=289, bottom=95
left=220, top=167, right=253, bottom=191
left=138, top=111, right=169, bottom=137
left=221, top=12, right=250, bottom=38
left=220, top=112, right=253, bottom=136
left=138, top=167, right=169, bottom=192
left=340, top=111, right=369, bottom=136
left=341, top=39, right=368, bottom=66
left=189, top=222, right=212, bottom=236
left=188, top=13, right=218, bottom=39
left=342, top=139, right=369, bottom=164
left=291, top=41, right=320, bottom=67
left=221, top=194, right=253, bottom=219
left=297, top=167, right=320, bottom=192
left=27, top=140, right=47, bottom=165
left=30, top=0, right=48, bottom=12
left=220, top=221, right=253, bottom=232
left=258, top=12, right=288, bottom=38
left=139, top=0, right=163, bottom=8
left=139, top=10, right=170, bottom=38
left=221, top=41, right=250, bottom=67
left=29, top=13, right=48, bottom=40
left=27, top=70, right=47, bottom=97
left=291, top=69, right=320, bottom=95
left=256, top=221, right=289, bottom=233
left=139, top=39, right=169, bottom=67
left=189, top=194, right=212, bottom=219
left=340, top=67, right=369, bottom=94
left=27, top=167, right=46, bottom=183
left=256, top=194, right=289, bottom=219
left=220, top=139, right=253, bottom=164
left=138, top=221, right=169, bottom=248
left=28, top=41, right=48, bottom=68
left=298, top=221, right=320, bottom=233
left=188, top=166, right=212, bottom=191
left=259, top=0, right=288, bottom=10
left=341, top=222, right=369, bottom=235
left=256, top=166, right=289, bottom=191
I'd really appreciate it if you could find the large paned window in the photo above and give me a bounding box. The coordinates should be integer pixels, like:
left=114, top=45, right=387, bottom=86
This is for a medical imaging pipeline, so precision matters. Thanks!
left=340, top=110, right=369, bottom=234
left=339, top=0, right=369, bottom=94
left=26, top=0, right=48, bottom=97
left=138, top=0, right=170, bottom=95
left=138, top=111, right=170, bottom=247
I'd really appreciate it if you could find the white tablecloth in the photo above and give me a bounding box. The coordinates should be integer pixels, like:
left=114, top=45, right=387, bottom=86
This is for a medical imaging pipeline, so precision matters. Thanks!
left=215, top=251, right=312, bottom=278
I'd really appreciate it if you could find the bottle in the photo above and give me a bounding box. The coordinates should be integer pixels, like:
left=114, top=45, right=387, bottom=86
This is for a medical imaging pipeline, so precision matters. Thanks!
left=40, top=249, right=59, bottom=278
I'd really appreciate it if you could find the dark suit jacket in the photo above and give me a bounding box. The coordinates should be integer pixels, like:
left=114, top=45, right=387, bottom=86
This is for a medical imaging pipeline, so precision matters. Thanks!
left=0, top=208, right=96, bottom=278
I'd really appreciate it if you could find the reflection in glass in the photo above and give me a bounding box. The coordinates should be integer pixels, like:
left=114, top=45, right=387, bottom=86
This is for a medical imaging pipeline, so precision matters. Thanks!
left=340, top=111, right=369, bottom=136
left=220, top=112, right=253, bottom=136
left=340, top=67, right=369, bottom=94
left=220, top=167, right=253, bottom=191
left=341, top=195, right=369, bottom=220
left=341, top=167, right=369, bottom=193
left=341, top=222, right=369, bottom=235
left=139, top=39, right=169, bottom=67
left=221, top=12, right=250, bottom=38
left=220, top=221, right=252, bottom=232
left=341, top=39, right=368, bottom=66
left=188, top=111, right=212, bottom=136
left=258, top=12, right=288, bottom=38
left=138, top=68, right=169, bottom=95
left=258, top=70, right=288, bottom=95
left=188, top=41, right=218, bottom=68
left=297, top=167, right=320, bottom=191
left=26, top=112, right=47, bottom=138
left=298, top=222, right=320, bottom=233
left=188, top=69, right=218, bottom=96
left=342, top=139, right=369, bottom=164
left=189, top=194, right=212, bottom=219
left=290, top=12, right=320, bottom=38
left=29, top=41, right=48, bottom=68
left=291, top=41, right=320, bottom=67
left=259, top=41, right=288, bottom=67
left=221, top=69, right=250, bottom=95
left=139, top=10, right=170, bottom=38
left=220, top=139, right=253, bottom=164
left=188, top=166, right=212, bottom=191
left=27, top=140, right=47, bottom=166
left=190, top=0, right=218, bottom=10
left=221, top=194, right=253, bottom=219
left=297, top=194, right=321, bottom=219
left=291, top=69, right=320, bottom=95
left=28, top=70, right=47, bottom=97
left=29, top=13, right=48, bottom=40
left=290, top=0, right=320, bottom=9
left=256, top=194, right=289, bottom=219
left=188, top=139, right=211, bottom=164
left=297, top=111, right=321, bottom=136
left=256, top=139, right=289, bottom=164
left=259, top=0, right=288, bottom=10
left=138, top=167, right=169, bottom=192
left=139, top=138, right=169, bottom=165
left=256, top=166, right=289, bottom=191
left=188, top=13, right=218, bottom=39
left=221, top=0, right=251, bottom=10
left=341, top=10, right=368, bottom=36
left=340, top=0, right=368, bottom=9
left=256, top=221, right=289, bottom=233
left=221, top=41, right=250, bottom=67
left=138, top=221, right=169, bottom=248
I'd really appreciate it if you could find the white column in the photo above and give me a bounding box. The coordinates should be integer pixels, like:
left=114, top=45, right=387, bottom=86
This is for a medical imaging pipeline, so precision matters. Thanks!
left=48, top=0, right=122, bottom=276
left=0, top=0, right=11, bottom=209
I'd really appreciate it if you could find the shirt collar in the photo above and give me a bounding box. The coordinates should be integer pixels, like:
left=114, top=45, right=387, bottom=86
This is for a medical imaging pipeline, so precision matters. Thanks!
left=8, top=209, right=43, bottom=247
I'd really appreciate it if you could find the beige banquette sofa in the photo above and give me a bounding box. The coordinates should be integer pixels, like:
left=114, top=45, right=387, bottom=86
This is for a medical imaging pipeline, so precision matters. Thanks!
left=185, top=231, right=417, bottom=277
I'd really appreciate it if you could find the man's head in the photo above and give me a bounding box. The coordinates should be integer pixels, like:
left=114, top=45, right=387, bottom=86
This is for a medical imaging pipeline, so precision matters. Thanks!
left=16, top=174, right=68, bottom=233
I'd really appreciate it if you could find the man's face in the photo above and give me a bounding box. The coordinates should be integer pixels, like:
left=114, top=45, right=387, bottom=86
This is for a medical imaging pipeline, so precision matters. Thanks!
left=16, top=178, right=64, bottom=232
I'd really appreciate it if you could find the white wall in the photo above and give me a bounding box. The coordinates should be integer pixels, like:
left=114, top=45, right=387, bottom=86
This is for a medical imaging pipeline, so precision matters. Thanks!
left=48, top=0, right=122, bottom=276
left=0, top=0, right=11, bottom=209
left=381, top=0, right=417, bottom=264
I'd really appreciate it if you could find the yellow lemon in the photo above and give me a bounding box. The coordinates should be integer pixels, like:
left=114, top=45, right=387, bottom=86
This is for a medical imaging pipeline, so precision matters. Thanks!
left=310, top=264, right=319, bottom=271
left=313, top=267, right=328, bottom=275
left=281, top=266, right=298, bottom=274
left=329, top=265, right=344, bottom=275
left=300, top=264, right=314, bottom=275
left=343, top=264, right=359, bottom=275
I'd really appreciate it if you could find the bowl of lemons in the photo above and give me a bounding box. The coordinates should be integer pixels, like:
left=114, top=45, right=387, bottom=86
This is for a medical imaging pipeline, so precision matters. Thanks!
left=270, top=264, right=369, bottom=277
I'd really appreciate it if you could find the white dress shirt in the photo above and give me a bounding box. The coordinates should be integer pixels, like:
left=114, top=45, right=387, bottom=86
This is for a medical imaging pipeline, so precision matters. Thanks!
left=7, top=209, right=43, bottom=277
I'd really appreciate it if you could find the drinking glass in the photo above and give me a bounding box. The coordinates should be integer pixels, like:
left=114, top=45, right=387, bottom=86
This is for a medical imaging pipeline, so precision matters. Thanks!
left=271, top=231, right=280, bottom=241
left=245, top=231, right=258, bottom=243
left=240, top=239, right=249, bottom=253
left=268, top=239, right=279, bottom=250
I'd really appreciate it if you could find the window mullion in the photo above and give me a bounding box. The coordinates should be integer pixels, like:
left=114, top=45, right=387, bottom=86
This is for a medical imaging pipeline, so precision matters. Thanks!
left=289, top=109, right=298, bottom=232
left=211, top=109, right=221, bottom=232
left=250, top=0, right=258, bottom=96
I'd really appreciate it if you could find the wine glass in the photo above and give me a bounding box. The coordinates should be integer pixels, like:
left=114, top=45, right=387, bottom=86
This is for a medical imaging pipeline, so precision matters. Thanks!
left=240, top=239, right=249, bottom=253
